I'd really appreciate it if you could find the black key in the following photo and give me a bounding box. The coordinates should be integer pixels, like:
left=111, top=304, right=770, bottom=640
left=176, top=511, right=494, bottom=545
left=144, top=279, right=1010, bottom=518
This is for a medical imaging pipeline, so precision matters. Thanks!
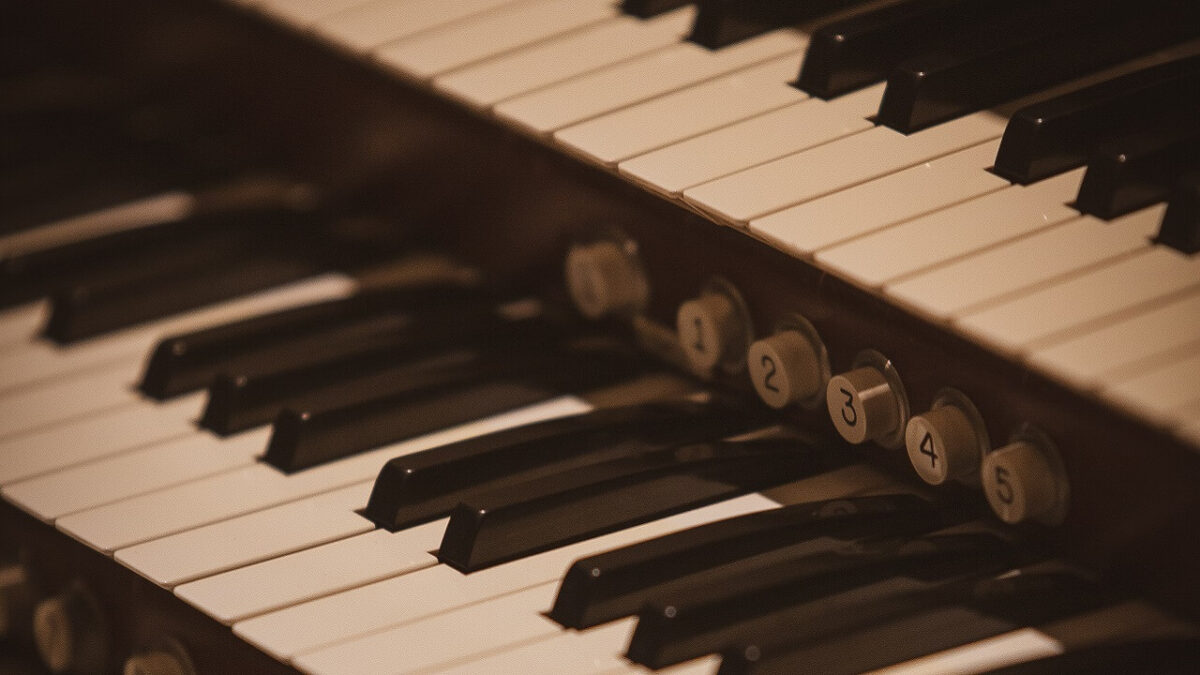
left=262, top=346, right=652, bottom=472
left=1157, top=172, right=1200, bottom=254
left=994, top=54, right=1200, bottom=185
left=199, top=315, right=563, bottom=435
left=437, top=427, right=845, bottom=572
left=689, top=0, right=866, bottom=50
left=978, top=638, right=1200, bottom=675
left=549, top=494, right=946, bottom=629
left=620, top=0, right=693, bottom=18
left=138, top=285, right=488, bottom=399
left=44, top=253, right=323, bottom=343
left=1075, top=115, right=1200, bottom=219
left=796, top=0, right=1021, bottom=99
left=626, top=532, right=1016, bottom=668
left=728, top=572, right=1108, bottom=675
left=876, top=0, right=1200, bottom=133
left=364, top=397, right=765, bottom=531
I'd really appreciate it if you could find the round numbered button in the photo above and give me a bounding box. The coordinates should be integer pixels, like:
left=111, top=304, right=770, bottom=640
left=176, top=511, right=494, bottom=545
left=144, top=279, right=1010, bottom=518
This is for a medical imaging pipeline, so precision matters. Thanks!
left=826, top=367, right=902, bottom=445
left=564, top=240, right=647, bottom=319
left=676, top=292, right=746, bottom=374
left=905, top=405, right=980, bottom=485
left=747, top=331, right=824, bottom=409
left=980, top=438, right=1068, bottom=524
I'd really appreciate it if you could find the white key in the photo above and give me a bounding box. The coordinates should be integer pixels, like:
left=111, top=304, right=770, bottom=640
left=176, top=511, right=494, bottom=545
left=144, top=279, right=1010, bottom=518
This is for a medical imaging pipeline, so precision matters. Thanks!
left=2, top=427, right=268, bottom=522
left=1103, top=351, right=1200, bottom=427
left=293, top=582, right=564, bottom=674
left=0, top=300, right=48, bottom=350
left=312, top=0, right=521, bottom=53
left=555, top=53, right=806, bottom=166
left=656, top=657, right=722, bottom=675
left=258, top=0, right=374, bottom=27
left=233, top=493, right=776, bottom=660
left=374, top=0, right=618, bottom=81
left=434, top=9, right=695, bottom=109
left=0, top=361, right=136, bottom=438
left=1027, top=289, right=1200, bottom=390
left=619, top=85, right=881, bottom=197
left=0, top=273, right=357, bottom=391
left=754, top=140, right=1011, bottom=260
left=0, top=190, right=195, bottom=258
left=886, top=206, right=1165, bottom=321
left=958, top=246, right=1200, bottom=354
left=175, top=523, right=444, bottom=624
left=866, top=628, right=1062, bottom=675
left=116, top=482, right=374, bottom=587
left=435, top=620, right=637, bottom=675
left=495, top=30, right=805, bottom=134
left=0, top=393, right=203, bottom=485
left=683, top=111, right=1007, bottom=226
left=55, top=397, right=592, bottom=552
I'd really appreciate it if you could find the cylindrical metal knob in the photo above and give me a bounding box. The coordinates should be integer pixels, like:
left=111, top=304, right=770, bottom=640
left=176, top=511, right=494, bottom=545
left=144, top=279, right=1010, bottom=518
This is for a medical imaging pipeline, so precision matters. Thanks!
left=32, top=585, right=106, bottom=674
left=747, top=331, right=824, bottom=409
left=564, top=240, right=648, bottom=319
left=826, top=367, right=902, bottom=445
left=981, top=435, right=1068, bottom=525
left=676, top=291, right=746, bottom=374
left=906, top=405, right=980, bottom=485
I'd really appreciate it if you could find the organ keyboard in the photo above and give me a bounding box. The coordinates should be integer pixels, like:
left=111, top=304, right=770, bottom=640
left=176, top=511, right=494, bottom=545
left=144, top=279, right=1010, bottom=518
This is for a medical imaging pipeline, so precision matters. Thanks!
left=2, top=0, right=1199, bottom=673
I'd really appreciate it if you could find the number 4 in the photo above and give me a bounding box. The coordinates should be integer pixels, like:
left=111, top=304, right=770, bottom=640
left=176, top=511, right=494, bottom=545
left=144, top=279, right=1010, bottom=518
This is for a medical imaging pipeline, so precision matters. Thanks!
left=919, top=431, right=938, bottom=468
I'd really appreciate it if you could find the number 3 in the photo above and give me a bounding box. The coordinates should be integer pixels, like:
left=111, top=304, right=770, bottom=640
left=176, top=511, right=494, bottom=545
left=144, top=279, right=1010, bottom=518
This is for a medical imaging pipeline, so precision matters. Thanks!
left=839, top=387, right=858, bottom=426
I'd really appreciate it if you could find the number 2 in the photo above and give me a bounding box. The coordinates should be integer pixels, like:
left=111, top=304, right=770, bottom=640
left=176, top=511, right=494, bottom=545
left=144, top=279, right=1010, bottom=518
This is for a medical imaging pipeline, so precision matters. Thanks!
left=760, top=354, right=780, bottom=392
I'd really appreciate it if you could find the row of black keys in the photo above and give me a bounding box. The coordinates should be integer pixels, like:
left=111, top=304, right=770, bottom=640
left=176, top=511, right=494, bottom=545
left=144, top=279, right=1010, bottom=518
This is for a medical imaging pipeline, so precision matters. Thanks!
left=623, top=0, right=1200, bottom=250
left=121, top=285, right=1198, bottom=674
left=23, top=268, right=1196, bottom=674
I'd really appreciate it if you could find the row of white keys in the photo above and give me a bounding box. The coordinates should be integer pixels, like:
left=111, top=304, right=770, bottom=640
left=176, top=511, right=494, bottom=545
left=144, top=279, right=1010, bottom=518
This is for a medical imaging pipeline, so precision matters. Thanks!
left=0, top=272, right=358, bottom=393
left=53, top=396, right=592, bottom=553
left=619, top=84, right=882, bottom=197
left=434, top=7, right=696, bottom=110
left=230, top=466, right=894, bottom=666
left=176, top=521, right=447, bottom=623
left=115, top=481, right=376, bottom=587
left=2, top=425, right=269, bottom=522
left=494, top=29, right=806, bottom=135
left=175, top=464, right=893, bottom=626
left=374, top=0, right=619, bottom=82
left=555, top=53, right=806, bottom=167
left=886, top=205, right=1166, bottom=322
left=957, top=243, right=1200, bottom=355
left=1027, top=289, right=1200, bottom=391
left=0, top=361, right=140, bottom=438
left=684, top=111, right=1009, bottom=227
left=810, top=164, right=1079, bottom=286
left=751, top=140, right=1013, bottom=259
left=311, top=0, right=526, bottom=54
left=0, top=392, right=205, bottom=485
left=234, top=493, right=778, bottom=661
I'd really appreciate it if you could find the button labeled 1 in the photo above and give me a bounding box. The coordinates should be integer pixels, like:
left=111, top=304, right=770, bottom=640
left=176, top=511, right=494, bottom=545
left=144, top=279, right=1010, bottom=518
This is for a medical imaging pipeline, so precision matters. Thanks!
left=675, top=281, right=751, bottom=375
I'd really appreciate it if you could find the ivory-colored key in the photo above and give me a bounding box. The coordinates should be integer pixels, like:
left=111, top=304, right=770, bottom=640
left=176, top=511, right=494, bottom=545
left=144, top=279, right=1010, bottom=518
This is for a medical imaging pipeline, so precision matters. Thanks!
left=495, top=30, right=805, bottom=134
left=753, top=140, right=1010, bottom=259
left=434, top=9, right=694, bottom=108
left=312, top=0, right=521, bottom=53
left=620, top=84, right=881, bottom=197
left=175, top=523, right=445, bottom=624
left=257, top=0, right=375, bottom=27
left=374, top=0, right=618, bottom=81
left=886, top=206, right=1165, bottom=321
left=555, top=54, right=806, bottom=166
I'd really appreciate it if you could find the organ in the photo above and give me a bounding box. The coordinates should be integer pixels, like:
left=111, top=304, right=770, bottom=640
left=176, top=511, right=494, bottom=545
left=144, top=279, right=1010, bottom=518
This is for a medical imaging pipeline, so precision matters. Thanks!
left=1, top=0, right=1199, bottom=673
